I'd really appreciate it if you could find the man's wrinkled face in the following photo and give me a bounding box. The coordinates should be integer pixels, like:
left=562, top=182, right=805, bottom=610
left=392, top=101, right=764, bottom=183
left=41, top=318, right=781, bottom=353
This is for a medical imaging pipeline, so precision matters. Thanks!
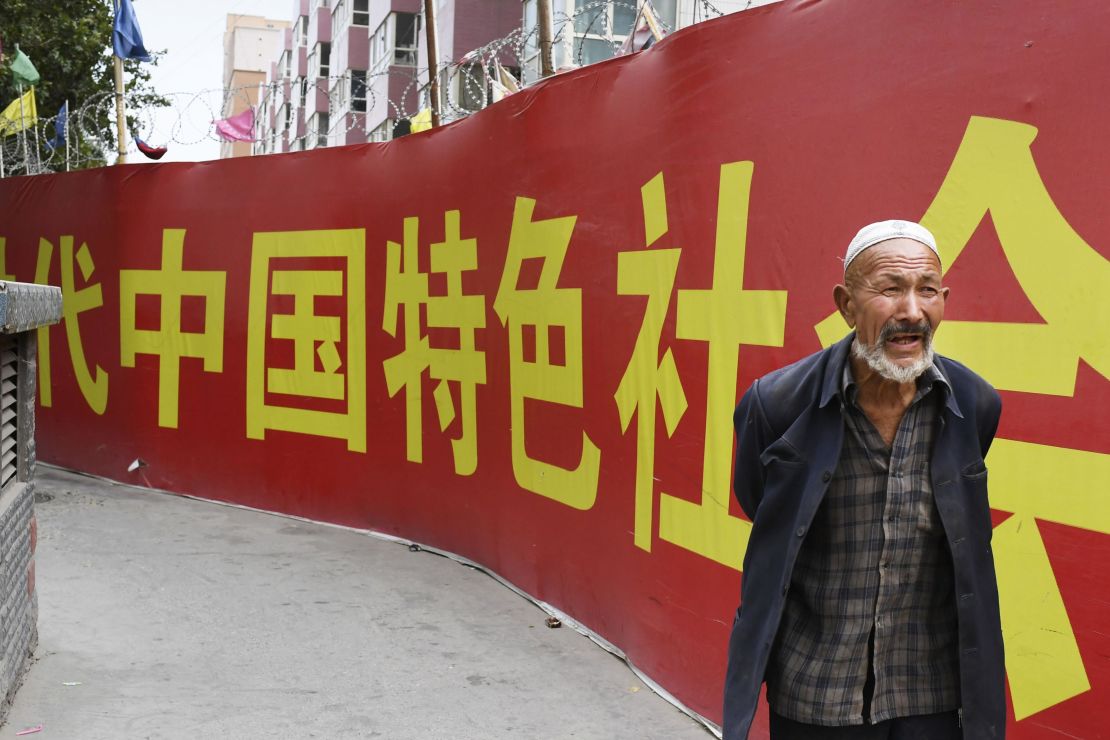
left=835, top=238, right=949, bottom=382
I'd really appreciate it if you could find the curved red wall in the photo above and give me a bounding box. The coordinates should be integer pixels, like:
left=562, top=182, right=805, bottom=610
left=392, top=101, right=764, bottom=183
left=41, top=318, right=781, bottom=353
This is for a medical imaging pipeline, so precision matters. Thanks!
left=1, top=2, right=1108, bottom=736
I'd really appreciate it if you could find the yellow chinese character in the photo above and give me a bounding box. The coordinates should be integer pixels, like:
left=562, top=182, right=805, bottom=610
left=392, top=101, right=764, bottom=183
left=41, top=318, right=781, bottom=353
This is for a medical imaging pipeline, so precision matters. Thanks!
left=246, top=229, right=366, bottom=452
left=493, top=197, right=599, bottom=510
left=615, top=173, right=687, bottom=551
left=120, top=229, right=226, bottom=428
left=31, top=236, right=109, bottom=413
left=814, top=116, right=1110, bottom=719
left=383, top=211, right=486, bottom=475
left=658, top=161, right=788, bottom=569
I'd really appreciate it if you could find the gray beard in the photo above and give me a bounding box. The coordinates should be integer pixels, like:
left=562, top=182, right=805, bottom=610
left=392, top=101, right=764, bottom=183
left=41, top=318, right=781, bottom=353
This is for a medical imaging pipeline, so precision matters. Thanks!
left=851, top=331, right=935, bottom=384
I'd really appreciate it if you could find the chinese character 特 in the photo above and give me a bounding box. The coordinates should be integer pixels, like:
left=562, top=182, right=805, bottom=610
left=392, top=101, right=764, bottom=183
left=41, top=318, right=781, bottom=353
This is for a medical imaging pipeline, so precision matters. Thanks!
left=383, top=210, right=486, bottom=475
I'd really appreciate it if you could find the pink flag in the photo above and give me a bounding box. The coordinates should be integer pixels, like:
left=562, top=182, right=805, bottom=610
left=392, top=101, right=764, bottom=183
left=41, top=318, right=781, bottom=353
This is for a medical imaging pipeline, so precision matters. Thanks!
left=214, top=108, right=255, bottom=142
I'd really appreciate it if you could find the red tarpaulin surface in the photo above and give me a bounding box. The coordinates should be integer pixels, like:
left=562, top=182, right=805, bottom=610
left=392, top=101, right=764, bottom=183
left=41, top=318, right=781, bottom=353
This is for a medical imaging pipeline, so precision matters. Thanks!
left=1, top=1, right=1108, bottom=736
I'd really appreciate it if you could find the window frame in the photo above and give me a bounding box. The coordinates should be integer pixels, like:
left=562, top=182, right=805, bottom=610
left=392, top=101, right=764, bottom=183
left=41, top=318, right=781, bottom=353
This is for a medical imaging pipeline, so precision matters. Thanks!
left=350, top=70, right=367, bottom=113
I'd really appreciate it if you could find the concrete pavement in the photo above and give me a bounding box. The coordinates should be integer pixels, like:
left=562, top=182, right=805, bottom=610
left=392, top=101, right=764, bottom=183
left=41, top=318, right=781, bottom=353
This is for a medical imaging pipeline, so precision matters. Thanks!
left=3, top=467, right=712, bottom=739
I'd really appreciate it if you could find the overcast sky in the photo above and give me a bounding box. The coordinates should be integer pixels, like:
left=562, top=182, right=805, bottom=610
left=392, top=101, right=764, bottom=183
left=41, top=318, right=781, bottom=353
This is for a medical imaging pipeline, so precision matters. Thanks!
left=136, top=0, right=290, bottom=162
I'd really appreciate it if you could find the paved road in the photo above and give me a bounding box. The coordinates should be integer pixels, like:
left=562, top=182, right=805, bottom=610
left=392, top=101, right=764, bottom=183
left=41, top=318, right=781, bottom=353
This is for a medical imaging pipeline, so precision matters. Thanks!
left=3, top=467, right=712, bottom=739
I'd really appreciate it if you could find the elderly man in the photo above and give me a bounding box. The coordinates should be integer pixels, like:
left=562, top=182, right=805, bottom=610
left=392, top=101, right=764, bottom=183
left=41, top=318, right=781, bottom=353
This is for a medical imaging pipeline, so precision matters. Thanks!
left=722, top=220, right=1005, bottom=740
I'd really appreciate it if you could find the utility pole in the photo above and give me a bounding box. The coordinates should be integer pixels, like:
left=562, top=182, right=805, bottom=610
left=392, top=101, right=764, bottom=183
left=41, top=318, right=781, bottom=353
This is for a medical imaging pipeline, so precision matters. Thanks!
left=64, top=100, right=71, bottom=172
left=17, top=85, right=30, bottom=174
left=423, top=0, right=441, bottom=127
left=537, top=0, right=555, bottom=77
left=113, top=0, right=128, bottom=164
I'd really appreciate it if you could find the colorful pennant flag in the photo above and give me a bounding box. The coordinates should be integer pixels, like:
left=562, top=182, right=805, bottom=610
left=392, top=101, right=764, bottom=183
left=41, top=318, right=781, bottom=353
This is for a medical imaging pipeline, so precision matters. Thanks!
left=113, top=0, right=152, bottom=62
left=133, top=132, right=167, bottom=160
left=213, top=107, right=255, bottom=142
left=10, top=45, right=40, bottom=87
left=45, top=101, right=67, bottom=149
left=0, top=87, right=38, bottom=137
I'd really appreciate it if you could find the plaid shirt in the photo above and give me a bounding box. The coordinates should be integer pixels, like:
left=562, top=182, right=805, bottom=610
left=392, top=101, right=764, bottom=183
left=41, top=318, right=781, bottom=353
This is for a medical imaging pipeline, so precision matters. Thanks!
left=765, top=362, right=961, bottom=725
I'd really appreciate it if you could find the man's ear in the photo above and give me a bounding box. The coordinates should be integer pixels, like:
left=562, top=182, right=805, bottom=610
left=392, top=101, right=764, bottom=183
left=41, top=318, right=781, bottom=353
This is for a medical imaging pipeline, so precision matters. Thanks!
left=833, top=284, right=855, bottom=328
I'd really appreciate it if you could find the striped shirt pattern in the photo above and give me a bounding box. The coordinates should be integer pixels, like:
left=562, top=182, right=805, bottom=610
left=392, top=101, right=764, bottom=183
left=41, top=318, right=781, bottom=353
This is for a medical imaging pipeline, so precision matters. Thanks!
left=765, top=362, right=960, bottom=726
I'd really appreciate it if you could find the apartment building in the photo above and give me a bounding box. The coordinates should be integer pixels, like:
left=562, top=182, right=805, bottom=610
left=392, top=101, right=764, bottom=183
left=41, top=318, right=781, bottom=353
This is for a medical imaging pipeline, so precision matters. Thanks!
left=325, top=0, right=372, bottom=146
left=254, top=0, right=323, bottom=155
left=253, top=0, right=775, bottom=154
left=256, top=0, right=515, bottom=151
left=365, top=1, right=423, bottom=142
left=221, top=14, right=289, bottom=158
left=304, top=0, right=333, bottom=150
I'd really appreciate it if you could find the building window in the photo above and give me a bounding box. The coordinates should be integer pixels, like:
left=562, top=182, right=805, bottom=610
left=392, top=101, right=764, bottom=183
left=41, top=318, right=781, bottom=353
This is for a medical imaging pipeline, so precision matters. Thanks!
left=351, top=70, right=367, bottom=113
left=394, top=13, right=418, bottom=65
left=371, top=13, right=419, bottom=70
left=453, top=63, right=485, bottom=111
left=300, top=78, right=308, bottom=108
left=371, top=20, right=388, bottom=68
left=332, top=0, right=347, bottom=39
left=369, top=119, right=391, bottom=143
left=570, top=0, right=636, bottom=66
left=331, top=74, right=348, bottom=115
left=320, top=42, right=331, bottom=78
left=522, top=0, right=538, bottom=59
left=353, top=0, right=369, bottom=26
left=310, top=112, right=330, bottom=147
left=295, top=17, right=308, bottom=46
left=652, top=0, right=677, bottom=28
left=280, top=50, right=291, bottom=79
left=574, top=0, right=638, bottom=35
left=573, top=36, right=616, bottom=65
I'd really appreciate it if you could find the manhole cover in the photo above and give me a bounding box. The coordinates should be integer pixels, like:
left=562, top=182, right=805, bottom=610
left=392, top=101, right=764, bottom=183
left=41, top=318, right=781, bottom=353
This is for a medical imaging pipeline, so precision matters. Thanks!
left=34, top=492, right=54, bottom=504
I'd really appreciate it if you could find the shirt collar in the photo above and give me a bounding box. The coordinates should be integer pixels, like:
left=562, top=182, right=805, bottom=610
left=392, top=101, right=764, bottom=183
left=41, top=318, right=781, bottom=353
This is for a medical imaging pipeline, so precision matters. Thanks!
left=831, top=334, right=957, bottom=414
left=840, top=358, right=947, bottom=405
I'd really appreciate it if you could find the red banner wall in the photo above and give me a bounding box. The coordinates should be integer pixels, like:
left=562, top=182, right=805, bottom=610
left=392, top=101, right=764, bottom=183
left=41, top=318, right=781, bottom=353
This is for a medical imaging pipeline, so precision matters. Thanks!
left=2, top=1, right=1108, bottom=736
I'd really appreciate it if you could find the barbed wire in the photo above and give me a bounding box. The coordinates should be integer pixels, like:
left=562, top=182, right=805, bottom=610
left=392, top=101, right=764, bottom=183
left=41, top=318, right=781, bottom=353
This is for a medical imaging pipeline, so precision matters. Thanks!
left=0, top=0, right=734, bottom=175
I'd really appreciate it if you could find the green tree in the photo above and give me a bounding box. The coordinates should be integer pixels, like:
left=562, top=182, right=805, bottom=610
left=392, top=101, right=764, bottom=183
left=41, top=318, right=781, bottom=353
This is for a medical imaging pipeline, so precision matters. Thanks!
left=1, top=0, right=168, bottom=171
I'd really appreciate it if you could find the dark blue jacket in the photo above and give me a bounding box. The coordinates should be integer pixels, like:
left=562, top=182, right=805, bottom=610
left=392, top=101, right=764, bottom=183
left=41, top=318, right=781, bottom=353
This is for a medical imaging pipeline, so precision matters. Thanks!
left=723, top=333, right=1004, bottom=739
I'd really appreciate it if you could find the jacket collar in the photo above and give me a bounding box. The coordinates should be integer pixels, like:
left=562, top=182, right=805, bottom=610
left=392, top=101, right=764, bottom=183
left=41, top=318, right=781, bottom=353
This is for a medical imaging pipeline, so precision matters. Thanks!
left=817, top=332, right=964, bottom=419
left=818, top=334, right=855, bottom=409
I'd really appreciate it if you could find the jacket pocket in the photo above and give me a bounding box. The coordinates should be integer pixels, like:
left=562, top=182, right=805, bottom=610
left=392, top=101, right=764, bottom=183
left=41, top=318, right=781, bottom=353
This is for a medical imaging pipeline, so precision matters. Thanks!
left=961, top=458, right=988, bottom=480
left=960, top=459, right=992, bottom=539
left=759, top=437, right=806, bottom=468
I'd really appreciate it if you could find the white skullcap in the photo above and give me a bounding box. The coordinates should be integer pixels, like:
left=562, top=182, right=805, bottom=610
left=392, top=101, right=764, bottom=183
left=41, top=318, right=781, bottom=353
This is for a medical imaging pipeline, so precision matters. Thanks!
left=844, top=220, right=939, bottom=272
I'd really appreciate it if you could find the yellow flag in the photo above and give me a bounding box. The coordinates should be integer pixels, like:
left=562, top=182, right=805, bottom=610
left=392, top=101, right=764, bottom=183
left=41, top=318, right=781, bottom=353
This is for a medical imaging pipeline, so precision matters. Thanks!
left=0, top=87, right=38, bottom=137
left=410, top=108, right=433, bottom=133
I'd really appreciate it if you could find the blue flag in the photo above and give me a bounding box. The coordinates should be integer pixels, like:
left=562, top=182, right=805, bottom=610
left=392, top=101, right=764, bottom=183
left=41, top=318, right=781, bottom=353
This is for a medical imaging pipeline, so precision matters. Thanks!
left=46, top=102, right=67, bottom=150
left=113, top=0, right=152, bottom=62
